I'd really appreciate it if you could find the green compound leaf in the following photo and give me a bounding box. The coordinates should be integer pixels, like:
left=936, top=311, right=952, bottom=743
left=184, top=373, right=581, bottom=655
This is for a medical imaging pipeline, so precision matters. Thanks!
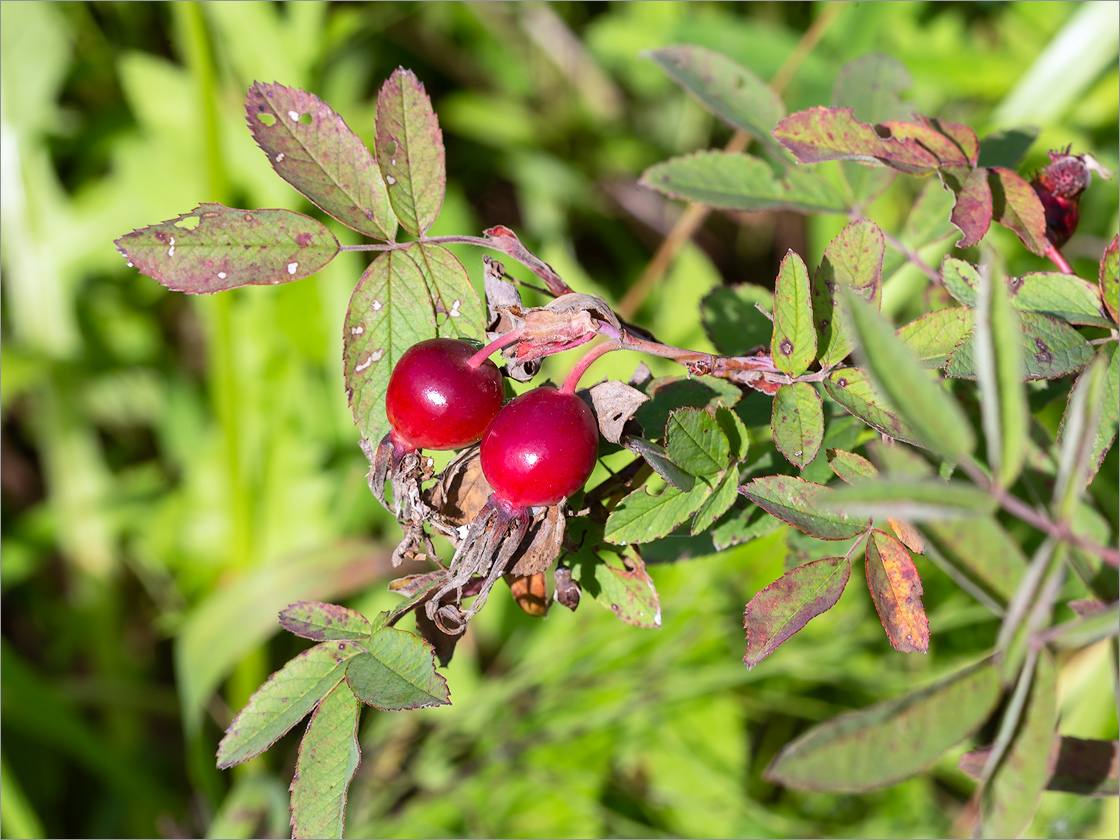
left=823, top=367, right=921, bottom=446
left=941, top=256, right=979, bottom=306
left=375, top=68, right=446, bottom=236
left=1008, top=272, right=1114, bottom=327
left=115, top=204, right=339, bottom=294
left=216, top=641, right=363, bottom=769
left=280, top=603, right=373, bottom=643
left=245, top=82, right=397, bottom=241
left=573, top=553, right=662, bottom=629
left=1100, top=235, right=1119, bottom=322
left=701, top=283, right=774, bottom=356
left=666, top=408, right=729, bottom=476
left=641, top=151, right=848, bottom=214
left=344, top=249, right=438, bottom=444
left=605, top=478, right=711, bottom=545
left=647, top=45, right=785, bottom=147
left=865, top=529, right=929, bottom=654
left=411, top=243, right=486, bottom=339
left=946, top=311, right=1093, bottom=381
left=826, top=449, right=878, bottom=484
left=739, top=475, right=868, bottom=541
left=743, top=555, right=851, bottom=669
left=772, top=250, right=817, bottom=377
left=844, top=291, right=975, bottom=460
left=812, top=220, right=885, bottom=369
left=289, top=682, right=361, bottom=840
left=691, top=466, right=740, bottom=535
left=765, top=658, right=1002, bottom=793
left=772, top=382, right=824, bottom=470
left=980, top=652, right=1057, bottom=839
left=896, top=307, right=973, bottom=368
left=988, top=167, right=1049, bottom=256
left=1058, top=344, right=1118, bottom=488
left=625, top=437, right=694, bottom=491
left=345, top=626, right=450, bottom=711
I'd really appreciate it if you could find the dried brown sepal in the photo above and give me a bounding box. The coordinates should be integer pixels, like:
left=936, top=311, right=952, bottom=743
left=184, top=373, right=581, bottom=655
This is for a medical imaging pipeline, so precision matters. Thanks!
left=554, top=565, right=581, bottom=611
left=586, top=380, right=649, bottom=445
left=507, top=573, right=549, bottom=617
left=483, top=225, right=574, bottom=297
left=512, top=293, right=621, bottom=362
left=483, top=255, right=539, bottom=382
left=508, top=504, right=566, bottom=577
left=425, top=444, right=493, bottom=541
left=362, top=433, right=438, bottom=567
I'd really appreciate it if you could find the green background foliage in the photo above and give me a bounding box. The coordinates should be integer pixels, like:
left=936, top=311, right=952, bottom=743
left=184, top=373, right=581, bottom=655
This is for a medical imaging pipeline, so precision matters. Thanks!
left=1, top=2, right=1117, bottom=838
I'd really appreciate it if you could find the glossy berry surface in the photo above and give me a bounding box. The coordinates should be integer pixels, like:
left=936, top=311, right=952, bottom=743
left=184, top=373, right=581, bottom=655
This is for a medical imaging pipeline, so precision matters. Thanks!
left=481, top=388, right=599, bottom=508
left=386, top=338, right=504, bottom=450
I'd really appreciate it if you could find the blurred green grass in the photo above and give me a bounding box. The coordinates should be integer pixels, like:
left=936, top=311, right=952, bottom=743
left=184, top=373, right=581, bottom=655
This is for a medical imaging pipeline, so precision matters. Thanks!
left=1, top=2, right=1117, bottom=838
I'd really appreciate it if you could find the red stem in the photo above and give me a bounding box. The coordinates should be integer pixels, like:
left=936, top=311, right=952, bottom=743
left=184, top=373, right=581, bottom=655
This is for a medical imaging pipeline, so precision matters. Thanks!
left=467, top=328, right=524, bottom=368
left=561, top=339, right=622, bottom=394
left=1044, top=242, right=1074, bottom=274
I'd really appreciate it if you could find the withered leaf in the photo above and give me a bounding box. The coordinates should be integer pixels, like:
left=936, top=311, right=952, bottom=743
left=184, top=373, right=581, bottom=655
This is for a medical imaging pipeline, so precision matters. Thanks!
left=587, top=380, right=650, bottom=444
left=508, top=504, right=566, bottom=577
left=507, top=573, right=549, bottom=617
left=426, top=445, right=493, bottom=537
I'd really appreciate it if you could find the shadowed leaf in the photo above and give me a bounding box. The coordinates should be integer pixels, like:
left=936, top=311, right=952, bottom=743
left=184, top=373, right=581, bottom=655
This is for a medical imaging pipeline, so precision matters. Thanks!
left=744, top=555, right=851, bottom=669
left=977, top=127, right=1039, bottom=169
left=289, top=683, right=360, bottom=840
left=897, top=307, right=973, bottom=368
left=739, top=475, right=868, bottom=540
left=1058, top=344, right=1118, bottom=487
left=1101, top=235, right=1119, bottom=322
left=882, top=180, right=958, bottom=278
left=813, top=220, right=885, bottom=368
left=941, top=165, right=992, bottom=248
left=345, top=626, right=450, bottom=710
left=961, top=736, right=1119, bottom=798
left=823, top=367, right=921, bottom=445
left=115, top=204, right=339, bottom=294
left=280, top=603, right=372, bottom=642
left=573, top=552, right=661, bottom=629
left=865, top=529, right=929, bottom=653
left=989, top=167, right=1048, bottom=256
left=919, top=518, right=1027, bottom=606
left=1007, top=272, right=1113, bottom=327
left=772, top=250, right=816, bottom=376
left=772, top=383, right=824, bottom=470
left=701, top=284, right=774, bottom=355
left=826, top=479, right=996, bottom=521
left=1054, top=351, right=1112, bottom=513
left=245, top=82, right=396, bottom=240
left=625, top=437, right=695, bottom=491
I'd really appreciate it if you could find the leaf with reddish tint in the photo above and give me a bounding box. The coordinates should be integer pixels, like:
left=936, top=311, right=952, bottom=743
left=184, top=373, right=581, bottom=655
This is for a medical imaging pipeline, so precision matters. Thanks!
left=344, top=249, right=438, bottom=444
left=989, top=167, right=1049, bottom=256
left=896, top=307, right=973, bottom=368
left=1005, top=272, right=1112, bottom=327
left=647, top=45, right=784, bottom=146
left=216, top=641, right=363, bottom=769
left=771, top=251, right=816, bottom=377
left=961, top=736, right=1119, bottom=798
left=941, top=165, right=992, bottom=248
left=1101, top=235, right=1119, bottom=322
left=743, top=556, right=851, bottom=669
left=827, top=449, right=878, bottom=484
left=823, top=367, right=921, bottom=446
left=772, top=382, right=824, bottom=470
left=739, top=475, right=868, bottom=541
left=115, top=204, right=339, bottom=294
left=765, top=659, right=1002, bottom=792
left=245, top=82, right=397, bottom=241
left=980, top=652, right=1056, bottom=839
left=864, top=529, right=929, bottom=653
left=508, top=573, right=549, bottom=617
left=921, top=116, right=980, bottom=167
left=410, top=243, right=486, bottom=339
left=289, top=682, right=360, bottom=840
left=946, top=311, right=1092, bottom=381
left=641, top=151, right=848, bottom=214
left=345, top=626, right=450, bottom=711
left=573, top=552, right=661, bottom=629
left=280, top=603, right=372, bottom=642
left=375, top=69, right=446, bottom=236
left=812, top=220, right=885, bottom=369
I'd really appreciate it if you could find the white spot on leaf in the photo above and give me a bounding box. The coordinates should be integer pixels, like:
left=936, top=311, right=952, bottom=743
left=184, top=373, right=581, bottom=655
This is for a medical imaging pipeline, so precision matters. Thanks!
left=288, top=110, right=299, bottom=121
left=167, top=236, right=175, bottom=257
left=371, top=300, right=383, bottom=311
left=385, top=175, right=396, bottom=185
left=391, top=159, right=397, bottom=167
left=350, top=325, right=364, bottom=336
left=449, top=299, right=462, bottom=317
left=218, top=272, right=227, bottom=280
left=275, top=152, right=285, bottom=163
left=287, top=262, right=298, bottom=275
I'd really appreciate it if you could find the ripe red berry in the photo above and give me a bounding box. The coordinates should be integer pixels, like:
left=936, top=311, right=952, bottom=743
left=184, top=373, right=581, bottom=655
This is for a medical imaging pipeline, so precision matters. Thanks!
left=481, top=387, right=599, bottom=508
left=385, top=338, right=504, bottom=451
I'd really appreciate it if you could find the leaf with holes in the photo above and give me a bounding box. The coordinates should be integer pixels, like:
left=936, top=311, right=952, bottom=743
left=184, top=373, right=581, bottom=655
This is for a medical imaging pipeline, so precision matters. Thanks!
left=216, top=641, right=363, bottom=769
left=1101, top=235, right=1119, bottom=322
left=946, top=311, right=1092, bottom=381
left=989, top=167, right=1048, bottom=256
left=813, top=220, right=885, bottom=369
left=605, top=478, right=711, bottom=545
left=641, top=151, right=848, bottom=214
left=772, top=251, right=816, bottom=376
left=1007, top=272, right=1113, bottom=327
left=865, top=529, right=929, bottom=653
left=739, top=475, right=868, bottom=541
left=410, top=243, right=486, bottom=339
left=823, top=367, right=921, bottom=446
left=941, top=165, right=992, bottom=248
left=765, top=659, right=1002, bottom=792
left=572, top=552, right=661, bottom=629
left=115, top=204, right=339, bottom=294
left=647, top=45, right=784, bottom=147
left=666, top=408, right=729, bottom=476
left=375, top=69, right=446, bottom=236
left=896, top=307, right=973, bottom=368
left=744, top=555, right=851, bottom=669
left=280, top=603, right=372, bottom=642
left=245, top=82, right=397, bottom=241
left=345, top=626, right=450, bottom=711
left=289, top=682, right=360, bottom=840
left=772, top=383, right=824, bottom=470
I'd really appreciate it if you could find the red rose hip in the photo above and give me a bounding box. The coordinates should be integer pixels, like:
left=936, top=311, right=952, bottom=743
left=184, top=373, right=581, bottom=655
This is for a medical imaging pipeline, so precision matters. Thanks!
left=481, top=387, right=599, bottom=508
left=385, top=338, right=504, bottom=451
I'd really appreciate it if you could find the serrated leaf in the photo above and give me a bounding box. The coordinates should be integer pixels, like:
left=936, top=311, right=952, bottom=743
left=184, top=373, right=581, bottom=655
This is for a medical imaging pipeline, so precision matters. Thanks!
left=980, top=652, right=1056, bottom=839
left=280, top=603, right=372, bottom=642
left=605, top=478, right=711, bottom=544
left=574, top=553, right=661, bottom=628
left=826, top=479, right=997, bottom=521
left=701, top=283, right=774, bottom=356
left=245, top=82, right=397, bottom=241
left=896, top=307, right=973, bottom=368
left=813, top=221, right=885, bottom=368
left=647, top=45, right=784, bottom=146
left=743, top=555, right=850, bottom=669
left=865, top=529, right=929, bottom=654
left=714, top=406, right=749, bottom=463
left=635, top=375, right=743, bottom=440
left=289, top=682, right=360, bottom=840
left=641, top=151, right=848, bottom=214
left=692, top=466, right=740, bottom=534
left=823, top=367, right=921, bottom=446
left=988, top=167, right=1048, bottom=256
left=712, top=500, right=784, bottom=551
left=411, top=243, right=486, bottom=338
left=827, top=449, right=878, bottom=484
left=624, top=437, right=694, bottom=491
left=940, top=256, right=979, bottom=306
left=345, top=626, right=450, bottom=710
left=764, top=659, right=1002, bottom=793
left=343, top=249, right=438, bottom=443
left=772, top=383, right=824, bottom=470
left=772, top=251, right=816, bottom=376
left=216, top=641, right=362, bottom=769
left=375, top=68, right=446, bottom=236
left=1101, top=235, right=1119, bottom=322
left=941, top=165, right=992, bottom=248
left=1059, top=344, right=1118, bottom=487
left=666, top=408, right=729, bottom=476
left=946, top=311, right=1093, bottom=381
left=739, top=475, right=868, bottom=541
left=844, top=291, right=975, bottom=460
left=920, top=518, right=1027, bottom=606
left=1007, top=272, right=1113, bottom=327
left=115, top=204, right=339, bottom=294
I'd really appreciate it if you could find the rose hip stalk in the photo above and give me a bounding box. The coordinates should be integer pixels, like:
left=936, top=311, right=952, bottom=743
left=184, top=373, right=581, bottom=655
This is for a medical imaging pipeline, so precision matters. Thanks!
left=425, top=339, right=620, bottom=634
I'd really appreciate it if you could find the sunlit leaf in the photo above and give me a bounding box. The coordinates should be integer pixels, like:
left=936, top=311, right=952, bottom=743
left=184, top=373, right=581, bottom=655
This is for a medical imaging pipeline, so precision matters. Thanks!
left=1058, top=344, right=1118, bottom=488
left=1100, top=235, right=1119, bottom=322
left=946, top=311, right=1093, bottom=381
left=941, top=165, right=992, bottom=248
left=864, top=529, right=929, bottom=654
left=345, top=626, right=450, bottom=710
left=573, top=553, right=661, bottom=629
left=739, top=475, right=868, bottom=541
left=1053, top=352, right=1110, bottom=518
left=822, top=367, right=921, bottom=446
left=666, top=408, right=730, bottom=476
left=605, top=478, right=711, bottom=545
left=813, top=220, right=885, bottom=369
left=1007, top=272, right=1113, bottom=327
left=772, top=382, right=824, bottom=470
left=771, top=251, right=816, bottom=377
left=988, top=167, right=1048, bottom=256
left=279, top=603, right=373, bottom=642
left=411, top=243, right=486, bottom=339
left=826, top=449, right=877, bottom=484
left=940, top=256, right=979, bottom=306
left=691, top=466, right=740, bottom=534
left=896, top=307, right=972, bottom=368
left=289, top=682, right=361, bottom=840
left=826, top=478, right=996, bottom=521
